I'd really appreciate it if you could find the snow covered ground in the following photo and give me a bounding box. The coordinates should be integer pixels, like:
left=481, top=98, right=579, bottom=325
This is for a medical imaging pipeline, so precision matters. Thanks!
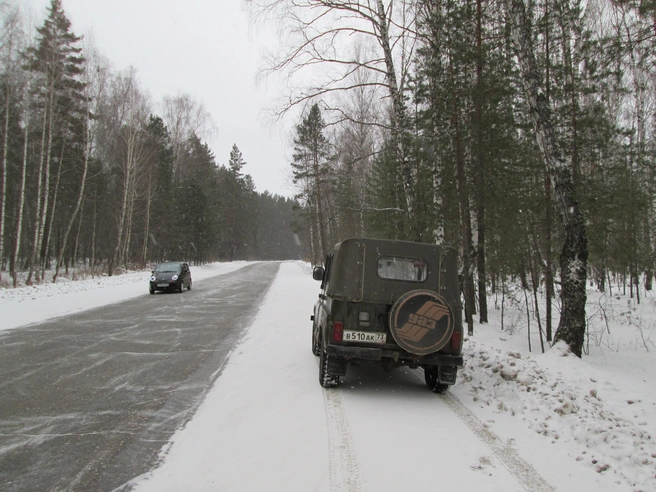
left=1, top=262, right=655, bottom=491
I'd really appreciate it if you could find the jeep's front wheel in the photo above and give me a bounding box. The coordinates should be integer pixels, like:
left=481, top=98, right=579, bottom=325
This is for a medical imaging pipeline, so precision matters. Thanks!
left=424, top=366, right=449, bottom=394
left=319, top=349, right=340, bottom=388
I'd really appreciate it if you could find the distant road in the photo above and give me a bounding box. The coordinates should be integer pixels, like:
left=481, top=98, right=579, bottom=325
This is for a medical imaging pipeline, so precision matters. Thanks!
left=0, top=262, right=280, bottom=492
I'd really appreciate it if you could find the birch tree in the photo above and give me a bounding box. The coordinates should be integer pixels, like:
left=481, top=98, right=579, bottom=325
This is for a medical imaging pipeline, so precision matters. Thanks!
left=248, top=0, right=420, bottom=231
left=97, top=68, right=152, bottom=275
left=161, top=93, right=213, bottom=180
left=0, top=2, right=22, bottom=278
left=506, top=0, right=588, bottom=356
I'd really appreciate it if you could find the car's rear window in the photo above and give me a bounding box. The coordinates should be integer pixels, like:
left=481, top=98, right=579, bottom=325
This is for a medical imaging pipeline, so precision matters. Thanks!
left=377, top=256, right=427, bottom=282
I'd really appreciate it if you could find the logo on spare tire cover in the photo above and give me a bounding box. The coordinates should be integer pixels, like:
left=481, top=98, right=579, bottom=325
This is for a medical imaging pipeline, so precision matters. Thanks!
left=389, top=290, right=454, bottom=355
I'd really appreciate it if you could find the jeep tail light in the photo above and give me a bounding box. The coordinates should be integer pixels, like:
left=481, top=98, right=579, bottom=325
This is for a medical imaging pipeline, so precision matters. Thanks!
left=333, top=321, right=344, bottom=342
left=450, top=331, right=461, bottom=351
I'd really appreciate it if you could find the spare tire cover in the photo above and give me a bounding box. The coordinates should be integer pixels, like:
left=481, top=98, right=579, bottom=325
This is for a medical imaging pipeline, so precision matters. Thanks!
left=389, top=290, right=455, bottom=356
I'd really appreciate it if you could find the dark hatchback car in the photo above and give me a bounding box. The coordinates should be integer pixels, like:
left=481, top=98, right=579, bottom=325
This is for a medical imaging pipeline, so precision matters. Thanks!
left=149, top=262, right=192, bottom=294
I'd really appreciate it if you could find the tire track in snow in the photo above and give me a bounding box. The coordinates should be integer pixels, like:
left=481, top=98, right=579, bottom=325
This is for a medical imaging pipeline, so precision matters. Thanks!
left=439, top=391, right=555, bottom=492
left=322, top=388, right=363, bottom=492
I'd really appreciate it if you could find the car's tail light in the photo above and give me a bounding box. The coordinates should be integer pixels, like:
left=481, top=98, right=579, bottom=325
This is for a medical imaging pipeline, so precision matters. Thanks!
left=450, top=331, right=461, bottom=351
left=332, top=321, right=344, bottom=342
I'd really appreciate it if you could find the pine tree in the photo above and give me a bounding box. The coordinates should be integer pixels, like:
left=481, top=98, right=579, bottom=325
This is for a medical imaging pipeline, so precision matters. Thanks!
left=23, top=0, right=86, bottom=282
left=291, top=104, right=333, bottom=264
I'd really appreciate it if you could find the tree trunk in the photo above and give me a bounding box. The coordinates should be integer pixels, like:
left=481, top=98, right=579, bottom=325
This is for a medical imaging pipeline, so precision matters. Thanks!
left=26, top=86, right=52, bottom=285
left=141, top=174, right=153, bottom=267
left=506, top=0, right=588, bottom=357
left=54, top=116, right=91, bottom=282
left=375, top=0, right=414, bottom=223
left=545, top=172, right=554, bottom=342
left=0, top=83, right=9, bottom=276
left=453, top=103, right=476, bottom=336
left=11, top=91, right=30, bottom=287
left=36, top=86, right=56, bottom=280
left=475, top=0, right=488, bottom=323
left=314, top=152, right=326, bottom=261
left=43, top=140, right=65, bottom=280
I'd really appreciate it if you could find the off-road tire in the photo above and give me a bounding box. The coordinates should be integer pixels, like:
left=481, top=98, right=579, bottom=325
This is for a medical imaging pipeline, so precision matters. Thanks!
left=424, top=366, right=449, bottom=394
left=319, top=349, right=340, bottom=388
left=311, top=323, right=321, bottom=356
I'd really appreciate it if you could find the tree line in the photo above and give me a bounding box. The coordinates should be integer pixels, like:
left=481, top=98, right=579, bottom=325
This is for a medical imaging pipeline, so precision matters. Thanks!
left=250, top=0, right=656, bottom=357
left=0, top=0, right=303, bottom=288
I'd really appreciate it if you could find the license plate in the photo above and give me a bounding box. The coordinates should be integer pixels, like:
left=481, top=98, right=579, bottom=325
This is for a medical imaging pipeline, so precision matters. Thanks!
left=343, top=330, right=386, bottom=344
left=157, top=283, right=169, bottom=287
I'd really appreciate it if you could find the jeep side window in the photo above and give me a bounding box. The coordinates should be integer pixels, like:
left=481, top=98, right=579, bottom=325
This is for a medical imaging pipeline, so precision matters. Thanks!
left=321, top=254, right=334, bottom=290
left=377, top=256, right=428, bottom=282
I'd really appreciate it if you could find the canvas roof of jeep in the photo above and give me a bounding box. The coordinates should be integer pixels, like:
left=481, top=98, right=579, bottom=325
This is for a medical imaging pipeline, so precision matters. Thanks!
left=325, top=238, right=459, bottom=306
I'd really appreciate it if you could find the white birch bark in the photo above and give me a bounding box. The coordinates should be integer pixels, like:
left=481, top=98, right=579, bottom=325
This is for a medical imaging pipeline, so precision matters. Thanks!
left=11, top=83, right=30, bottom=287
left=26, top=83, right=50, bottom=285
left=506, top=0, right=588, bottom=357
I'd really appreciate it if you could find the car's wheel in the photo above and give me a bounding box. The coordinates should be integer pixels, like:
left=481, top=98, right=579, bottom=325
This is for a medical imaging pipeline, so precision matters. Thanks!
left=319, top=348, right=340, bottom=388
left=179, top=282, right=185, bottom=293
left=312, top=322, right=321, bottom=356
left=424, top=366, right=449, bottom=394
left=188, top=279, right=192, bottom=290
left=149, top=287, right=155, bottom=295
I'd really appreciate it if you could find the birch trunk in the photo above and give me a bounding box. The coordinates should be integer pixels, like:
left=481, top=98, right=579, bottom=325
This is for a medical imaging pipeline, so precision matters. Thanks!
left=141, top=174, right=153, bottom=266
left=11, top=91, right=29, bottom=287
left=0, top=83, right=9, bottom=274
left=53, top=115, right=91, bottom=282
left=376, top=0, right=414, bottom=222
left=111, top=135, right=132, bottom=275
left=26, top=86, right=50, bottom=285
left=123, top=184, right=136, bottom=265
left=36, top=85, right=56, bottom=280
left=43, top=140, right=65, bottom=279
left=506, top=0, right=588, bottom=357
left=72, top=201, right=83, bottom=268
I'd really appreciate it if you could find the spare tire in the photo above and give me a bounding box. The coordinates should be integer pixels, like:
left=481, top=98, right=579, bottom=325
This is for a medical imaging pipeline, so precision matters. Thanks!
left=389, top=290, right=455, bottom=355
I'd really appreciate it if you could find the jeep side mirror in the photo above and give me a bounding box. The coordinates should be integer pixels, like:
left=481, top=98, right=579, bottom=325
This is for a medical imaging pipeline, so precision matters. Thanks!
left=312, top=266, right=324, bottom=281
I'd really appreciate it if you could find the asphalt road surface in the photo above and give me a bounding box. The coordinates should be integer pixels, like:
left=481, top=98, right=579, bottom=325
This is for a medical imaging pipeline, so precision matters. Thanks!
left=0, top=262, right=280, bottom=492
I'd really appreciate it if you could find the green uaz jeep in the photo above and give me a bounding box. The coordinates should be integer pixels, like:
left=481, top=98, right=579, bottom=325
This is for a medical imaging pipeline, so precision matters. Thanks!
left=311, top=238, right=464, bottom=392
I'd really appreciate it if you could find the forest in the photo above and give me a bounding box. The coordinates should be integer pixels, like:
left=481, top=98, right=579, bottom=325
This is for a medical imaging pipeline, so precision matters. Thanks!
left=0, top=0, right=303, bottom=289
left=253, top=0, right=656, bottom=356
left=1, top=0, right=655, bottom=358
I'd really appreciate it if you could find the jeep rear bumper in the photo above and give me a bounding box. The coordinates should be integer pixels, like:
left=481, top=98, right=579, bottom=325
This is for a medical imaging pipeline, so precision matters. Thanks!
left=325, top=344, right=463, bottom=367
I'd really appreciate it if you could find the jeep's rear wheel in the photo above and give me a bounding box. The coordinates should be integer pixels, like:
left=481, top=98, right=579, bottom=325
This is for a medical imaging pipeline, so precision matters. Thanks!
left=424, top=366, right=449, bottom=394
left=311, top=323, right=321, bottom=356
left=319, top=349, right=339, bottom=388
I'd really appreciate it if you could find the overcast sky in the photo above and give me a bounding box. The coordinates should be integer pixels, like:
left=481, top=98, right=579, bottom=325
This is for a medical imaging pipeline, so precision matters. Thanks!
left=25, top=0, right=295, bottom=198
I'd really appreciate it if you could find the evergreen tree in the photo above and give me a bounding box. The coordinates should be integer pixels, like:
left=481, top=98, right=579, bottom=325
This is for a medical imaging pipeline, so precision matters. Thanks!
left=23, top=0, right=86, bottom=282
left=291, top=104, right=333, bottom=264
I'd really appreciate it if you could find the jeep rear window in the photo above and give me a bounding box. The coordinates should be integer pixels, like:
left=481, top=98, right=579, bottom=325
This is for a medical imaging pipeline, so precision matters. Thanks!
left=377, top=256, right=427, bottom=282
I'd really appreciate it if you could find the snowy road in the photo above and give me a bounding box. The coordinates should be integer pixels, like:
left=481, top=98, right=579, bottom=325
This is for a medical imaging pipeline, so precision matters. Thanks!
left=0, top=262, right=279, bottom=492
